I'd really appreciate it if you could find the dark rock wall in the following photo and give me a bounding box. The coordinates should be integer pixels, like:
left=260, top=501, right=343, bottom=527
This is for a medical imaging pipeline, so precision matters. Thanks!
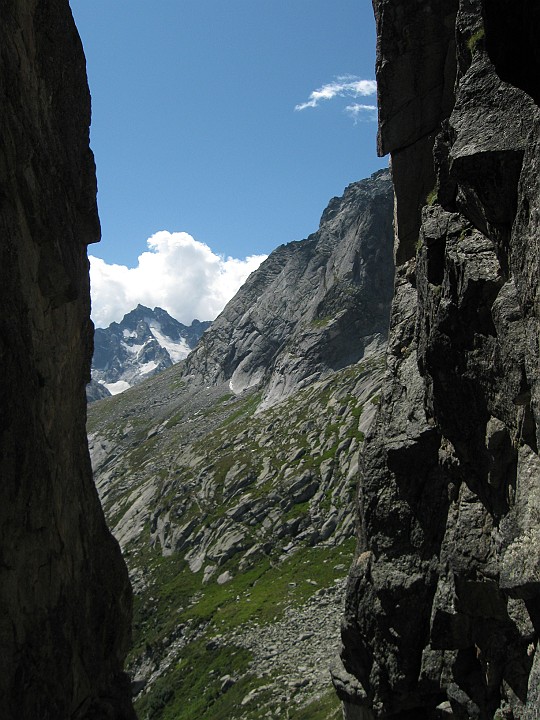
left=0, top=2, right=134, bottom=718
left=337, top=1, right=540, bottom=718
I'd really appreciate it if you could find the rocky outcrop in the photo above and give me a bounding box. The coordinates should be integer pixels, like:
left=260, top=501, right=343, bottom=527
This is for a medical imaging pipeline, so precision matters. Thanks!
left=184, top=170, right=394, bottom=407
left=87, top=378, right=113, bottom=403
left=0, top=2, right=134, bottom=717
left=89, top=354, right=384, bottom=566
left=337, top=1, right=540, bottom=718
left=91, top=305, right=210, bottom=396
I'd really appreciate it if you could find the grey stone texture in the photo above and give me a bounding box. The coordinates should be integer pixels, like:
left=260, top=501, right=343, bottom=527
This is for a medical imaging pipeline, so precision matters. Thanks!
left=0, top=2, right=135, bottom=717
left=338, top=1, right=540, bottom=718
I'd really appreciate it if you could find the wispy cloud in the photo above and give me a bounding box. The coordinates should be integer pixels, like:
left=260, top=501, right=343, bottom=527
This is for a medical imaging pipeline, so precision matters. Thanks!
left=345, top=103, right=377, bottom=123
left=90, top=231, right=267, bottom=328
left=295, top=76, right=377, bottom=112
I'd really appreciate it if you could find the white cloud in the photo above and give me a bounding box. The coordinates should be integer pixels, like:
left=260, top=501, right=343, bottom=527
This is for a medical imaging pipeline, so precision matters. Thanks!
left=345, top=103, right=378, bottom=123
left=295, top=76, right=377, bottom=112
left=89, top=231, right=267, bottom=328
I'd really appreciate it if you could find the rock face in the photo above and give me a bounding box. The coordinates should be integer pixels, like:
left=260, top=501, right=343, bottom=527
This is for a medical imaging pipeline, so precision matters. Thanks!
left=87, top=377, right=113, bottom=403
left=184, top=170, right=394, bottom=407
left=337, top=1, right=540, bottom=718
left=0, top=2, right=134, bottom=718
left=91, top=305, right=210, bottom=396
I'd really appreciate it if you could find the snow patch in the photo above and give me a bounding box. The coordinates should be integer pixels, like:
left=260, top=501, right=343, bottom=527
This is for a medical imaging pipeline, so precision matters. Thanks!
left=121, top=341, right=144, bottom=356
left=139, top=360, right=158, bottom=375
left=122, top=329, right=137, bottom=339
left=149, top=323, right=191, bottom=363
left=104, top=380, right=131, bottom=395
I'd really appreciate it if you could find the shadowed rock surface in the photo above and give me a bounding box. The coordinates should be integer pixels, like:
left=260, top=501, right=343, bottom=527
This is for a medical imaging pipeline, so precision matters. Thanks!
left=87, top=378, right=113, bottom=403
left=337, top=1, right=540, bottom=718
left=0, top=2, right=135, bottom=717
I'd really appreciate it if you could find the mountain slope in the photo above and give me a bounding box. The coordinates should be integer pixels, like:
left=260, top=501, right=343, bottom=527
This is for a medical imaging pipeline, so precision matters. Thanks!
left=89, top=352, right=385, bottom=720
left=92, top=305, right=210, bottom=394
left=87, top=170, right=395, bottom=719
left=184, top=169, right=394, bottom=407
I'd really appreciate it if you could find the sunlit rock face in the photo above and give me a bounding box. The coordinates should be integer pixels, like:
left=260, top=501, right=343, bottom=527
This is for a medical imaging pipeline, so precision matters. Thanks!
left=184, top=169, right=395, bottom=409
left=336, top=1, right=540, bottom=718
left=0, top=1, right=135, bottom=717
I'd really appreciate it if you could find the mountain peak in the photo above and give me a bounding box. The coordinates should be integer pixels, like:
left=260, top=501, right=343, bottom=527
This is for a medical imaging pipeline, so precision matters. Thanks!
left=90, top=307, right=211, bottom=398
left=183, top=169, right=394, bottom=408
left=86, top=169, right=396, bottom=719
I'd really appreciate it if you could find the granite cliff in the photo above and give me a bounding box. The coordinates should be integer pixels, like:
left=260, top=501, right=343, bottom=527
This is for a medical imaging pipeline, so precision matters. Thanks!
left=336, top=2, right=540, bottom=718
left=184, top=170, right=393, bottom=409
left=87, top=171, right=395, bottom=719
left=0, top=2, right=134, bottom=717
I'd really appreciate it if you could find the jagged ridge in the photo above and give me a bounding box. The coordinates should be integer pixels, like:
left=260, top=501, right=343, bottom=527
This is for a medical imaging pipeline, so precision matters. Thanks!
left=91, top=305, right=210, bottom=396
left=184, top=169, right=394, bottom=407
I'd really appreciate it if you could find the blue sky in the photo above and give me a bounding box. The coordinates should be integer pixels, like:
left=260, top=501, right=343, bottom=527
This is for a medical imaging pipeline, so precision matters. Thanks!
left=70, top=0, right=386, bottom=326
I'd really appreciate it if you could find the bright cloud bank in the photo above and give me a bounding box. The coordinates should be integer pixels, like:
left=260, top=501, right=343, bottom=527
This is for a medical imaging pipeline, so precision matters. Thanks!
left=90, top=231, right=267, bottom=328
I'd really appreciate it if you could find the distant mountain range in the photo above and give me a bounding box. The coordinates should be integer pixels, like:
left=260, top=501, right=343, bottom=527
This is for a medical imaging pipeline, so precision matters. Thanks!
left=87, top=305, right=210, bottom=400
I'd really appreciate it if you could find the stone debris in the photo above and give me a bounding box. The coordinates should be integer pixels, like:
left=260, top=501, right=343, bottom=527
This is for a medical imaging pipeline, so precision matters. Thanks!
left=223, top=577, right=347, bottom=714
